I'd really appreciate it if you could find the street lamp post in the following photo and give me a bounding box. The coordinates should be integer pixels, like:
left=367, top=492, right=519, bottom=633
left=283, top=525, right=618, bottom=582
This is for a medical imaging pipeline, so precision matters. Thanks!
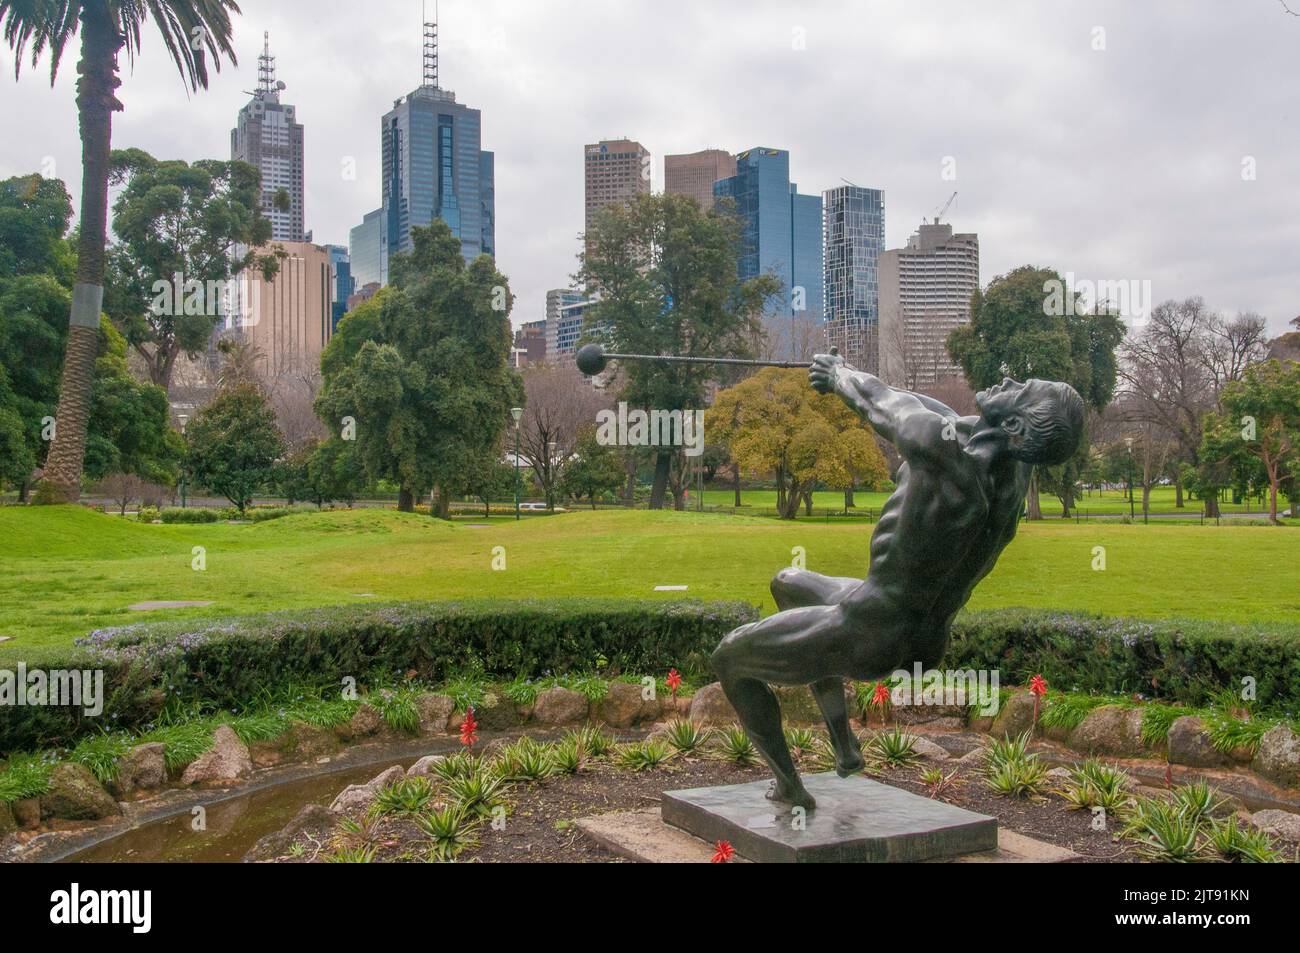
left=511, top=407, right=523, bottom=521
left=1124, top=436, right=1135, bottom=520
left=178, top=414, right=189, bottom=509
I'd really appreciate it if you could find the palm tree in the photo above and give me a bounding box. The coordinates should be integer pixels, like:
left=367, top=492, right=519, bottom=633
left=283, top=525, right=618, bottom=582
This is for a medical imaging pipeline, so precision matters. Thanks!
left=2, top=0, right=241, bottom=502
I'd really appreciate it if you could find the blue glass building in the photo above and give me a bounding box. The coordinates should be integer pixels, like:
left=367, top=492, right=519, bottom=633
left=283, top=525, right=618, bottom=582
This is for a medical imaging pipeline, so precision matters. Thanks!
left=380, top=84, right=495, bottom=275
left=325, top=244, right=354, bottom=331
left=714, top=148, right=823, bottom=325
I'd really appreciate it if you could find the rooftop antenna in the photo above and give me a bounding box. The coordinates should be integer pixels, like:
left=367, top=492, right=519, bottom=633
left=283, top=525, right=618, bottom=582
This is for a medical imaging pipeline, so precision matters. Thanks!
left=422, top=1, right=439, bottom=88
left=257, top=31, right=276, bottom=94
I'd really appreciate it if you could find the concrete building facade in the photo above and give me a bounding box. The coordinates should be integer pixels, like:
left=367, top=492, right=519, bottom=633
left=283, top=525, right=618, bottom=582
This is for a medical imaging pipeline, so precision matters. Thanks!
left=664, top=148, right=735, bottom=210
left=231, top=33, right=305, bottom=242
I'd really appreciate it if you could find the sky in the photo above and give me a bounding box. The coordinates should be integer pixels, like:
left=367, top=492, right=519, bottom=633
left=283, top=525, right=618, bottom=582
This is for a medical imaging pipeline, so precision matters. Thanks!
left=1, top=0, right=1297, bottom=335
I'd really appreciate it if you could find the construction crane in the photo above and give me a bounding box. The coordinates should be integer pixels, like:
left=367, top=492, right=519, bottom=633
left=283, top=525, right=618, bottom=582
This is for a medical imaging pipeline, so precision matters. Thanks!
left=929, top=191, right=957, bottom=225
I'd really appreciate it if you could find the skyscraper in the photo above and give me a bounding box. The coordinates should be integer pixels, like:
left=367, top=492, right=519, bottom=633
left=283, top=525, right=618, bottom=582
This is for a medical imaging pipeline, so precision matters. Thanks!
left=878, top=221, right=980, bottom=388
left=325, top=244, right=354, bottom=331
left=231, top=33, right=305, bottom=242
left=584, top=139, right=650, bottom=235
left=235, top=241, right=335, bottom=379
left=349, top=208, right=384, bottom=289
left=714, top=147, right=824, bottom=332
left=823, top=185, right=885, bottom=373
left=380, top=18, right=495, bottom=274
left=664, top=149, right=735, bottom=210
left=544, top=288, right=587, bottom=359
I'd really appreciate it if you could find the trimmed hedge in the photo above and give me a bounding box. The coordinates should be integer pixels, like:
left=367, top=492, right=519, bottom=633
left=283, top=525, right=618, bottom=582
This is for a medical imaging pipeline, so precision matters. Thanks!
left=944, top=609, right=1300, bottom=711
left=0, top=598, right=757, bottom=754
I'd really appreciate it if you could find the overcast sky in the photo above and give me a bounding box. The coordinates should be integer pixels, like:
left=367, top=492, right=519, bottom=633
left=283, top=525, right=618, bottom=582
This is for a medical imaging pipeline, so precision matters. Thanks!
left=1, top=0, right=1297, bottom=335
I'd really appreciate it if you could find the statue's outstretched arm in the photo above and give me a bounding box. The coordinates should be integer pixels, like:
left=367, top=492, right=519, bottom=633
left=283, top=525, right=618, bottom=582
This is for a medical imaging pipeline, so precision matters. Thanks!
left=811, top=355, right=952, bottom=463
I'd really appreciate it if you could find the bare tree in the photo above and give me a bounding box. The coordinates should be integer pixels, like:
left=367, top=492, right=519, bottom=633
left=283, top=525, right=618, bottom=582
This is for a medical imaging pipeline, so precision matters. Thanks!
left=1117, top=298, right=1265, bottom=515
left=520, top=363, right=614, bottom=508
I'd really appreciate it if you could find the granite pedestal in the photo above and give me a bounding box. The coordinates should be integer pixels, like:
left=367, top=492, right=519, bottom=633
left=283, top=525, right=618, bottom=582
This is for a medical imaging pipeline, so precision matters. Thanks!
left=662, top=772, right=998, bottom=863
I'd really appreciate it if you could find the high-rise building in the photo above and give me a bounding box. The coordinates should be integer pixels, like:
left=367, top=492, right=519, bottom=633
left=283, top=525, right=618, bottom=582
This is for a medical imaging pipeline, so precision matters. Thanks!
left=823, top=185, right=885, bottom=373
left=878, top=221, right=980, bottom=388
left=380, top=18, right=495, bottom=276
left=584, top=139, right=650, bottom=235
left=234, top=241, right=335, bottom=379
left=325, top=244, right=354, bottom=331
left=664, top=149, right=735, bottom=210
left=231, top=33, right=305, bottom=242
left=544, top=289, right=588, bottom=359
left=714, top=147, right=824, bottom=338
left=512, top=319, right=547, bottom=366
left=349, top=207, right=384, bottom=288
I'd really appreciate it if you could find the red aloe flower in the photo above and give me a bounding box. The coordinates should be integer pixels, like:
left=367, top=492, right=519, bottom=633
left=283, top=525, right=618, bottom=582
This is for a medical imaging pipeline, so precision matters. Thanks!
left=666, top=668, right=682, bottom=699
left=1028, top=675, right=1048, bottom=730
left=711, top=840, right=735, bottom=863
left=459, top=707, right=478, bottom=747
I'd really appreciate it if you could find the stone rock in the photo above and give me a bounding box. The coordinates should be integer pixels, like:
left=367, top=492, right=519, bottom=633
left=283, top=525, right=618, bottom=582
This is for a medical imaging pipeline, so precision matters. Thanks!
left=12, top=798, right=41, bottom=828
left=111, top=742, right=168, bottom=797
left=328, top=764, right=405, bottom=814
left=595, top=681, right=658, bottom=728
left=249, top=738, right=288, bottom=768
left=1070, top=705, right=1145, bottom=757
left=415, top=694, right=456, bottom=733
left=772, top=685, right=824, bottom=726
left=180, top=725, right=252, bottom=786
left=407, top=755, right=446, bottom=778
left=1167, top=716, right=1234, bottom=769
left=1248, top=809, right=1300, bottom=842
left=1252, top=725, right=1300, bottom=788
left=474, top=691, right=524, bottom=731
left=956, top=747, right=988, bottom=766
left=40, top=763, right=120, bottom=821
left=243, top=804, right=336, bottom=862
left=688, top=682, right=738, bottom=726
left=989, top=691, right=1037, bottom=739
left=966, top=715, right=994, bottom=734
left=532, top=686, right=590, bottom=726
left=286, top=722, right=340, bottom=760
left=1046, top=767, right=1073, bottom=780
left=911, top=737, right=951, bottom=761
left=0, top=800, right=15, bottom=836
left=895, top=703, right=970, bottom=726
left=336, top=703, right=382, bottom=741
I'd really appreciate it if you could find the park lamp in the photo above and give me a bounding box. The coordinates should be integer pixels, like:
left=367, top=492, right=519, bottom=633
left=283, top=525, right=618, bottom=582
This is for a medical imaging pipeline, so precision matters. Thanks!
left=511, top=406, right=523, bottom=428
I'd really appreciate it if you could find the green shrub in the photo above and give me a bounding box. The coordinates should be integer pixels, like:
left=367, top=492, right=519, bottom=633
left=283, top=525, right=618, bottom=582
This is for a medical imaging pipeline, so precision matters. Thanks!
left=135, top=506, right=160, bottom=523
left=1, top=598, right=755, bottom=753
left=942, top=610, right=1300, bottom=710
left=158, top=507, right=221, bottom=524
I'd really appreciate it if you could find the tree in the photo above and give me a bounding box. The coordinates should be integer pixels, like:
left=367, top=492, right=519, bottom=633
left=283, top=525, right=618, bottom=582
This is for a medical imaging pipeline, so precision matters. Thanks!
left=307, top=438, right=366, bottom=508
left=1117, top=298, right=1267, bottom=515
left=315, top=221, right=523, bottom=516
left=103, top=149, right=280, bottom=389
left=519, top=362, right=612, bottom=509
left=0, top=273, right=177, bottom=500
left=560, top=427, right=625, bottom=509
left=4, top=0, right=242, bottom=502
left=186, top=383, right=285, bottom=514
left=1206, top=360, right=1300, bottom=524
left=0, top=174, right=76, bottom=282
left=462, top=456, right=516, bottom=517
left=947, top=266, right=1124, bottom=517
left=707, top=368, right=889, bottom=520
left=579, top=192, right=780, bottom=509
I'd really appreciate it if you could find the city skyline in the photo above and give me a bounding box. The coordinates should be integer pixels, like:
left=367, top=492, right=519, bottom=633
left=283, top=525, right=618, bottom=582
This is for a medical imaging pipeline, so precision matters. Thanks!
left=1, top=0, right=1297, bottom=337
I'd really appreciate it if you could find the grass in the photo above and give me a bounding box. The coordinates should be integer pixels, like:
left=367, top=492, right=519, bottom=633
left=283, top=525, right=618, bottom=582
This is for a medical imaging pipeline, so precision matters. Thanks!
left=1, top=505, right=1298, bottom=658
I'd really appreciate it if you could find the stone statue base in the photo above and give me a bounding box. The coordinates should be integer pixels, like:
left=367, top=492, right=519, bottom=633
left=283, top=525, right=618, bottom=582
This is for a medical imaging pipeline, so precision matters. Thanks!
left=662, top=773, right=997, bottom=863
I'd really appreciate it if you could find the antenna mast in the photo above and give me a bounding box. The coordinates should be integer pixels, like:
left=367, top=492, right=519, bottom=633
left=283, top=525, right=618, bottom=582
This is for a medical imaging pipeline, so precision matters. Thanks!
left=422, top=2, right=439, bottom=88
left=258, top=31, right=275, bottom=94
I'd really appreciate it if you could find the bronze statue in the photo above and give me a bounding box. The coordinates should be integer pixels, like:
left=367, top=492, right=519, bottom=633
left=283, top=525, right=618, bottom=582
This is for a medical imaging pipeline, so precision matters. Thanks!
left=710, top=353, right=1085, bottom=809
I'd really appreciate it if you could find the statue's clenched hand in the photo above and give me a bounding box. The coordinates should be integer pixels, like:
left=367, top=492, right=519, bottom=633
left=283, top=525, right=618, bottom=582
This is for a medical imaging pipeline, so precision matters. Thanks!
left=809, top=351, right=845, bottom=395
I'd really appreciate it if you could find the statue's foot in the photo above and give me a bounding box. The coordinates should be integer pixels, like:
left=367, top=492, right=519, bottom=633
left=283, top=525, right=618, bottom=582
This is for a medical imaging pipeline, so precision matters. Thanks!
left=835, top=747, right=865, bottom=778
left=766, top=778, right=816, bottom=811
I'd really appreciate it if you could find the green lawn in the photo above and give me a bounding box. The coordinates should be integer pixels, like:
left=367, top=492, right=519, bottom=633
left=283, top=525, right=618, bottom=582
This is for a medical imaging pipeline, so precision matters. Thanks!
left=1, top=505, right=1297, bottom=659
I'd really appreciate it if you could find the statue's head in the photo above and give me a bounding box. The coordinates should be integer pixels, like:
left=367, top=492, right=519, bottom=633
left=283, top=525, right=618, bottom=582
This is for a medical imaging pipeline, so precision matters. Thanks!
left=975, top=377, right=1085, bottom=466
